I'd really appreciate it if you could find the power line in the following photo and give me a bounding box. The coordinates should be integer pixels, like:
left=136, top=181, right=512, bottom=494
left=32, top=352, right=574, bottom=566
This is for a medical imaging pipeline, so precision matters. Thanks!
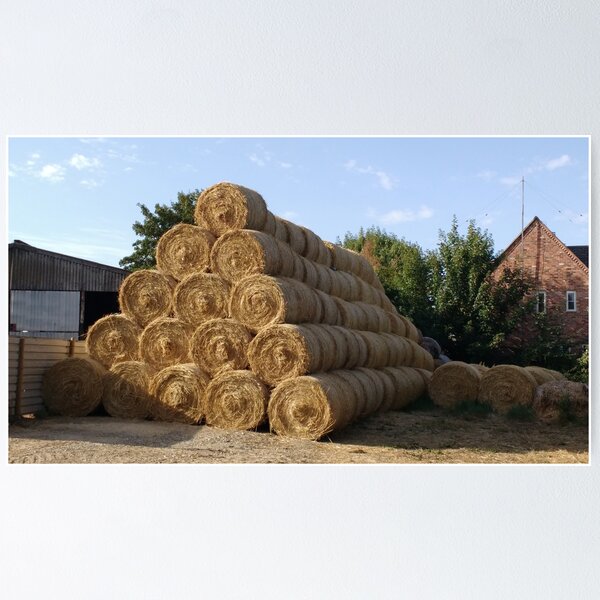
left=524, top=179, right=585, bottom=224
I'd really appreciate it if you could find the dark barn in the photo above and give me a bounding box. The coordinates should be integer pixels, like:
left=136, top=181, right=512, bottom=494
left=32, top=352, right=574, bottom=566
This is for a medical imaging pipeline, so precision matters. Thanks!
left=8, top=240, right=128, bottom=339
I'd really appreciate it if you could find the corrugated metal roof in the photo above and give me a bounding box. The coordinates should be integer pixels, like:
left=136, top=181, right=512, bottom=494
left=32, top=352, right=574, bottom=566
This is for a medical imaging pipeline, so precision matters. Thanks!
left=9, top=240, right=129, bottom=291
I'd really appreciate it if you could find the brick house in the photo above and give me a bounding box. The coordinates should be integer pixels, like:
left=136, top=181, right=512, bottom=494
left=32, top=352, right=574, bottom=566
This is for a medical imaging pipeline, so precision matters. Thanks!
left=492, top=216, right=589, bottom=346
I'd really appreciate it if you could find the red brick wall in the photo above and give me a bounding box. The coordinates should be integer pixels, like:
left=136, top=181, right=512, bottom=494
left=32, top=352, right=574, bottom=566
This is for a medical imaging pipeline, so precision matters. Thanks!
left=494, top=219, right=588, bottom=345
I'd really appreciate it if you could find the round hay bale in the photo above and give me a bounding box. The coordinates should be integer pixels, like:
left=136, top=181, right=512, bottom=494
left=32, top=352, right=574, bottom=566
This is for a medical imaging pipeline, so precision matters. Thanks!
left=195, top=182, right=269, bottom=235
left=229, top=275, right=322, bottom=331
left=300, top=226, right=331, bottom=266
left=300, top=256, right=319, bottom=288
left=155, top=223, right=216, bottom=281
left=204, top=370, right=269, bottom=430
left=357, top=331, right=390, bottom=368
left=428, top=361, right=483, bottom=409
left=139, top=317, right=193, bottom=369
left=282, top=219, right=306, bottom=255
left=173, top=272, right=230, bottom=328
left=102, top=360, right=153, bottom=419
left=149, top=363, right=209, bottom=424
left=413, top=368, right=433, bottom=388
left=210, top=229, right=296, bottom=283
left=471, top=364, right=489, bottom=375
left=478, top=365, right=538, bottom=414
left=355, top=302, right=392, bottom=333
left=353, top=367, right=386, bottom=415
left=525, top=366, right=565, bottom=385
left=399, top=315, right=420, bottom=342
left=333, top=270, right=361, bottom=301
left=248, top=323, right=344, bottom=386
left=262, top=211, right=278, bottom=237
left=315, top=289, right=341, bottom=326
left=119, top=269, right=175, bottom=328
left=42, top=357, right=106, bottom=417
left=388, top=313, right=407, bottom=336
left=268, top=372, right=357, bottom=440
left=272, top=216, right=288, bottom=243
left=533, top=380, right=588, bottom=423
left=190, top=318, right=253, bottom=375
left=373, top=368, right=396, bottom=413
left=313, top=263, right=334, bottom=295
left=85, top=313, right=140, bottom=368
left=380, top=366, right=419, bottom=410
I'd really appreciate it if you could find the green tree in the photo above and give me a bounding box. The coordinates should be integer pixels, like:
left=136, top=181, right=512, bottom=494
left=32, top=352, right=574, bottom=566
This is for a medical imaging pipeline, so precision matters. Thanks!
left=119, top=190, right=198, bottom=271
left=341, top=227, right=434, bottom=329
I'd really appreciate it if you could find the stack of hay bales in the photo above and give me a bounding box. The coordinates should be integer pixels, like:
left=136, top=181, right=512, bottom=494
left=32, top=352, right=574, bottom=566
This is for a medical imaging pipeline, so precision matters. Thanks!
left=43, top=182, right=433, bottom=440
left=428, top=362, right=578, bottom=418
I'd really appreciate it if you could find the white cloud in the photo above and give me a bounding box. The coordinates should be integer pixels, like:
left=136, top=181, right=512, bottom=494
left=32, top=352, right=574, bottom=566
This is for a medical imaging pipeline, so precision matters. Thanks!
left=124, top=166, right=134, bottom=172
left=249, top=153, right=266, bottom=167
left=344, top=159, right=395, bottom=190
left=545, top=154, right=572, bottom=170
left=378, top=205, right=434, bottom=225
left=279, top=161, right=292, bottom=169
left=499, top=176, right=521, bottom=186
left=281, top=210, right=299, bottom=220
left=69, top=153, right=101, bottom=170
left=37, top=164, right=65, bottom=183
left=80, top=179, right=99, bottom=188
left=476, top=169, right=497, bottom=181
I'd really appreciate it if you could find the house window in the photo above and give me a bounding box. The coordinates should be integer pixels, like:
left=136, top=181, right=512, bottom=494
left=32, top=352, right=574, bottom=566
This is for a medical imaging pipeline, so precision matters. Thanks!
left=566, top=291, right=577, bottom=312
left=536, top=291, right=546, bottom=313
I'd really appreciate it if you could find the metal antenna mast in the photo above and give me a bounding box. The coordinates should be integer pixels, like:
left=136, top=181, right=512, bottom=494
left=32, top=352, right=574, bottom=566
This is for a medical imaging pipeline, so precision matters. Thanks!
left=521, top=176, right=525, bottom=266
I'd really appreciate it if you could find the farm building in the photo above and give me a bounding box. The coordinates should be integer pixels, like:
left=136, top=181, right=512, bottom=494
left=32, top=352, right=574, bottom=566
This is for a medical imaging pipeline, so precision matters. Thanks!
left=492, top=216, right=589, bottom=346
left=8, top=240, right=129, bottom=339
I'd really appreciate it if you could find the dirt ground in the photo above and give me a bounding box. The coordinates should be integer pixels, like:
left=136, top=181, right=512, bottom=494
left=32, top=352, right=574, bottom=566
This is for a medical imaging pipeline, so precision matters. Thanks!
left=8, top=405, right=589, bottom=464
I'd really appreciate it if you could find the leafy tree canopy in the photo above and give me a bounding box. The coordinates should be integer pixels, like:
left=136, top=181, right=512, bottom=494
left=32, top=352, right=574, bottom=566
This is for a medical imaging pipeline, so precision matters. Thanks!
left=119, top=190, right=198, bottom=271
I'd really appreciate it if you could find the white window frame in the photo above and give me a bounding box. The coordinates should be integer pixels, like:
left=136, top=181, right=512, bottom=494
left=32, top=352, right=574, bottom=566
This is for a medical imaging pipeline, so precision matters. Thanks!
left=566, top=290, right=577, bottom=312
left=536, top=291, right=547, bottom=313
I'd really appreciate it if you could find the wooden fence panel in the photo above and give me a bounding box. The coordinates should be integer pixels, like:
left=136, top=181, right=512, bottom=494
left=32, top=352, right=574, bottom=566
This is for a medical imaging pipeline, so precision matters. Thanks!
left=8, top=337, right=88, bottom=418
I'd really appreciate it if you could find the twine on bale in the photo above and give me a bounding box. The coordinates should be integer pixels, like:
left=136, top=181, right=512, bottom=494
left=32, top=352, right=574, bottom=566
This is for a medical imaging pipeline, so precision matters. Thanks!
left=195, top=182, right=270, bottom=235
left=190, top=318, right=253, bottom=375
left=139, top=317, right=193, bottom=369
left=42, top=357, right=106, bottom=417
left=210, top=229, right=297, bottom=283
left=173, top=272, right=231, bottom=328
left=533, top=380, right=588, bottom=423
left=149, top=363, right=209, bottom=424
left=204, top=370, right=269, bottom=431
left=478, top=365, right=539, bottom=414
left=119, top=269, right=175, bottom=328
left=102, top=361, right=153, bottom=419
left=85, top=313, right=140, bottom=368
left=155, top=223, right=216, bottom=281
left=428, top=361, right=483, bottom=409
left=229, top=275, right=324, bottom=331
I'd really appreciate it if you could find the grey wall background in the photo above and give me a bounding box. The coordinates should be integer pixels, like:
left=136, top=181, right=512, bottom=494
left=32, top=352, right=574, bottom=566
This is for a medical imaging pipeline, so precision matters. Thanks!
left=1, top=2, right=597, bottom=598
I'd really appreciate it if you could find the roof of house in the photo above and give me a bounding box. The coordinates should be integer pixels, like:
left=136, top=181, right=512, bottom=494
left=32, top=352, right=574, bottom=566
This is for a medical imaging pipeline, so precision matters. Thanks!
left=567, top=245, right=589, bottom=268
left=494, top=216, right=589, bottom=273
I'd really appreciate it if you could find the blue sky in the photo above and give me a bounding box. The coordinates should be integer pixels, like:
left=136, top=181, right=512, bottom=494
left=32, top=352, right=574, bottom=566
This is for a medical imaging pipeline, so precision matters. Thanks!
left=8, top=136, right=589, bottom=268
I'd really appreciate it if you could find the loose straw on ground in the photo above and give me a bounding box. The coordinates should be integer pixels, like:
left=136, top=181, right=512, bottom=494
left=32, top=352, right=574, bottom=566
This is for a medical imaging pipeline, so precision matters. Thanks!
left=156, top=223, right=216, bottom=281
left=190, top=318, right=253, bottom=375
left=149, top=363, right=209, bottom=424
left=119, top=269, right=175, bottom=327
left=173, top=272, right=230, bottom=328
left=85, top=313, right=140, bottom=368
left=42, top=357, right=106, bottom=417
left=204, top=370, right=269, bottom=430
left=102, top=361, right=153, bottom=419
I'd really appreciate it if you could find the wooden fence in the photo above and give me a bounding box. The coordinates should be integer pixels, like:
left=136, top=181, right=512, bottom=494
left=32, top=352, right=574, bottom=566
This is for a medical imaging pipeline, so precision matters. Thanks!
left=8, top=336, right=88, bottom=418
